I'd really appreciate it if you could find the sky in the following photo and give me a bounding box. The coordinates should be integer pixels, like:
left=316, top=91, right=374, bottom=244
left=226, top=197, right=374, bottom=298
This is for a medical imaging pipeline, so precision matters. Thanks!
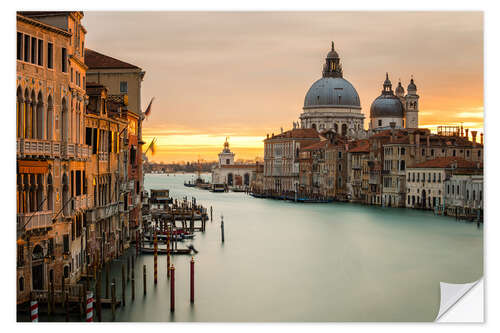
left=82, top=11, right=484, bottom=163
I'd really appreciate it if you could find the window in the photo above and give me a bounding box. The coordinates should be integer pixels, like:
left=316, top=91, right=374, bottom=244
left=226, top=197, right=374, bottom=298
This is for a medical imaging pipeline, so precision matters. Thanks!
left=61, top=47, right=67, bottom=72
left=83, top=171, right=87, bottom=195
left=31, top=37, right=36, bottom=64
left=76, top=170, right=81, bottom=196
left=226, top=159, right=230, bottom=165
left=47, top=42, right=53, bottom=68
left=378, top=120, right=382, bottom=127
left=433, top=173, right=436, bottom=182
left=17, top=32, right=22, bottom=60
left=453, top=149, right=456, bottom=157
left=438, top=173, right=441, bottom=182
left=338, top=151, right=342, bottom=158
left=467, top=150, right=470, bottom=157
left=19, top=277, right=24, bottom=292
left=120, top=81, right=128, bottom=93
left=63, top=234, right=69, bottom=253
left=401, top=148, right=405, bottom=155
left=431, top=149, right=434, bottom=156
left=478, top=150, right=481, bottom=158
left=37, top=39, right=43, bottom=66
left=422, top=148, right=425, bottom=156
left=24, top=35, right=30, bottom=62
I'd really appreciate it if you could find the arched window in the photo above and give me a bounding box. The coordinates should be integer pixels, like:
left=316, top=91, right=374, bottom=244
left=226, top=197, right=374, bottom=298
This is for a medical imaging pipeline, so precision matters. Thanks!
left=24, top=89, right=30, bottom=138
left=244, top=173, right=250, bottom=186
left=36, top=174, right=43, bottom=211
left=19, top=276, right=24, bottom=292
left=36, top=91, right=44, bottom=139
left=64, top=265, right=69, bottom=278
left=17, top=87, right=24, bottom=138
left=334, top=123, right=338, bottom=133
left=61, top=97, right=68, bottom=142
left=30, top=90, right=36, bottom=139
left=311, top=123, right=317, bottom=130
left=47, top=174, right=53, bottom=210
left=47, top=95, right=53, bottom=140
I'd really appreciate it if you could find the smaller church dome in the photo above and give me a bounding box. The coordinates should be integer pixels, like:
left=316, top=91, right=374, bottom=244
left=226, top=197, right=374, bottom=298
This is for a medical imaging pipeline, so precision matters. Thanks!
left=370, top=95, right=404, bottom=118
left=370, top=73, right=404, bottom=118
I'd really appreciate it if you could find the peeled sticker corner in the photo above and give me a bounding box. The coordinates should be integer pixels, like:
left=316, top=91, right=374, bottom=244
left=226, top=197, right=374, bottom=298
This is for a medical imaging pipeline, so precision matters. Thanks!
left=435, top=278, right=482, bottom=322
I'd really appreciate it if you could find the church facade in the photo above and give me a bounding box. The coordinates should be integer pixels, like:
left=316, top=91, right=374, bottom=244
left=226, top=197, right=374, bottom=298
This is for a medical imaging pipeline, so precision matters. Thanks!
left=211, top=139, right=257, bottom=189
left=299, top=42, right=366, bottom=139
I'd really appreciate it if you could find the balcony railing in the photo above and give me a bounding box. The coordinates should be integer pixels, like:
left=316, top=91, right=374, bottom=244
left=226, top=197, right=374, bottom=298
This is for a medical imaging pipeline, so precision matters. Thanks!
left=17, top=211, right=53, bottom=232
left=17, top=139, right=90, bottom=161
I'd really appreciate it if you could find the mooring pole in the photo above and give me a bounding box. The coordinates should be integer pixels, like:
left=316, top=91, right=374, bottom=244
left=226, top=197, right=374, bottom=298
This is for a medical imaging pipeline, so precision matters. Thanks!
left=65, top=291, right=69, bottom=322
left=96, top=270, right=102, bottom=322
left=105, top=263, right=110, bottom=299
left=190, top=257, right=195, bottom=304
left=221, top=216, right=225, bottom=243
left=111, top=279, right=116, bottom=321
left=131, top=264, right=135, bottom=301
left=210, top=206, right=213, bottom=221
left=154, top=232, right=158, bottom=285
left=143, top=265, right=147, bottom=295
left=170, top=264, right=175, bottom=312
left=121, top=264, right=126, bottom=307
left=127, top=255, right=130, bottom=282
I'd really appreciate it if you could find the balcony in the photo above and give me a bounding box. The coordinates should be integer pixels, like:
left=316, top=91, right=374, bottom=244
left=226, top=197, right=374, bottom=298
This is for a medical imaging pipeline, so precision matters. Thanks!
left=62, top=142, right=75, bottom=159
left=17, top=211, right=53, bottom=232
left=87, top=203, right=120, bottom=222
left=17, top=138, right=61, bottom=159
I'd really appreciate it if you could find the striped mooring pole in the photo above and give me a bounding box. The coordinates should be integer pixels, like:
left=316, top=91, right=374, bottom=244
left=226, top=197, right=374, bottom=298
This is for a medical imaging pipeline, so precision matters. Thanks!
left=30, top=300, right=38, bottom=322
left=86, top=291, right=94, bottom=322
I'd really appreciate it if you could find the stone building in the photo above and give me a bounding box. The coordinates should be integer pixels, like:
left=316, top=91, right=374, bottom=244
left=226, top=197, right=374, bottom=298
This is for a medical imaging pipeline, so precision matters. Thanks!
left=299, top=42, right=365, bottom=138
left=263, top=127, right=322, bottom=195
left=84, top=49, right=146, bottom=242
left=211, top=139, right=257, bottom=189
left=347, top=139, right=370, bottom=203
left=83, top=83, right=129, bottom=266
left=323, top=132, right=350, bottom=200
left=444, top=170, right=483, bottom=218
left=405, top=157, right=478, bottom=211
left=16, top=11, right=89, bottom=304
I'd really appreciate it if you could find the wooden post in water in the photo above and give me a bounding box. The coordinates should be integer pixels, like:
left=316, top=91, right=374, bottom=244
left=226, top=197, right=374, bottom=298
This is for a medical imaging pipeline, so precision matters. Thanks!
left=143, top=265, right=147, bottom=295
left=154, top=233, right=158, bottom=285
left=65, top=291, right=69, bottom=322
left=127, top=255, right=130, bottom=282
left=210, top=206, right=213, bottom=221
left=167, top=252, right=171, bottom=279
left=96, top=270, right=102, bottom=322
left=121, top=264, right=126, bottom=307
left=79, top=284, right=84, bottom=315
left=50, top=281, right=55, bottom=315
left=190, top=257, right=195, bottom=304
left=221, top=216, right=225, bottom=243
left=105, top=263, right=110, bottom=299
left=131, top=264, right=135, bottom=301
left=61, top=275, right=65, bottom=309
left=170, top=264, right=175, bottom=312
left=111, top=279, right=116, bottom=321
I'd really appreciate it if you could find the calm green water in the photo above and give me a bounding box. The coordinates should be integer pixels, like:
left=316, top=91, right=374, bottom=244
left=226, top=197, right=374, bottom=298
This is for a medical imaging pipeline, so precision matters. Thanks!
left=22, top=173, right=483, bottom=322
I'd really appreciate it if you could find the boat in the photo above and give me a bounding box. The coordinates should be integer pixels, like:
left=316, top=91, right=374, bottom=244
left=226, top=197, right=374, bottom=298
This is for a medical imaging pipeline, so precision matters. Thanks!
left=211, top=183, right=226, bottom=192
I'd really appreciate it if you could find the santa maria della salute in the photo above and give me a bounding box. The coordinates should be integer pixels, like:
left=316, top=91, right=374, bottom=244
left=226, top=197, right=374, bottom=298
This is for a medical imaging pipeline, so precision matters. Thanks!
left=298, top=42, right=419, bottom=137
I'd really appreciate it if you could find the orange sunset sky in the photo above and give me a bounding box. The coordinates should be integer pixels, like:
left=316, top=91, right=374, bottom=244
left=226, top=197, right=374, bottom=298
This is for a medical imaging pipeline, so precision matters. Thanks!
left=83, top=11, right=484, bottom=163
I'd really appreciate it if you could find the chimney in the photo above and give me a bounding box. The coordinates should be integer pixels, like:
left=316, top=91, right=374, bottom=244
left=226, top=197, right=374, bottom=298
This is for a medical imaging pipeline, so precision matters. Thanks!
left=471, top=131, right=477, bottom=147
left=461, top=124, right=464, bottom=137
left=266, top=133, right=269, bottom=139
left=465, top=128, right=469, bottom=139
left=480, top=133, right=483, bottom=145
left=293, top=122, right=297, bottom=129
left=409, top=133, right=415, bottom=145
left=281, top=127, right=283, bottom=134
left=426, top=135, right=430, bottom=148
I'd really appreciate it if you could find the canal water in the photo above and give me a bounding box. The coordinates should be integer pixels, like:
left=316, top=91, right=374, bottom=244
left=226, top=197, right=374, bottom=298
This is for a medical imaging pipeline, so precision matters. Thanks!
left=22, top=173, right=483, bottom=322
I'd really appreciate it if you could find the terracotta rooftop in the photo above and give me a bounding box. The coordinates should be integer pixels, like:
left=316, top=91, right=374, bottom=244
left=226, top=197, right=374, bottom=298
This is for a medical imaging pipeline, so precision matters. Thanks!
left=409, top=157, right=479, bottom=169
left=301, top=140, right=329, bottom=151
left=267, top=128, right=320, bottom=140
left=349, top=139, right=370, bottom=153
left=85, top=48, right=140, bottom=70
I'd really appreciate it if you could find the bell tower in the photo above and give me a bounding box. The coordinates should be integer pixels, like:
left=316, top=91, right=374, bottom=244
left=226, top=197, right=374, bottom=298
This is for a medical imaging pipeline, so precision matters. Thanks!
left=405, top=76, right=419, bottom=128
left=218, top=137, right=235, bottom=167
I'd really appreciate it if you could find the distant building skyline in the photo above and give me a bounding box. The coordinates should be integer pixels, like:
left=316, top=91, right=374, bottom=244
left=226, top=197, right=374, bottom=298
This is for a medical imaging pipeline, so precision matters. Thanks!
left=83, top=11, right=483, bottom=162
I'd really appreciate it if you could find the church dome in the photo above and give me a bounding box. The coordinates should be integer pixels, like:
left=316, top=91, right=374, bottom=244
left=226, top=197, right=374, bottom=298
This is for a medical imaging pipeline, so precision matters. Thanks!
left=304, top=77, right=361, bottom=109
left=370, top=94, right=404, bottom=118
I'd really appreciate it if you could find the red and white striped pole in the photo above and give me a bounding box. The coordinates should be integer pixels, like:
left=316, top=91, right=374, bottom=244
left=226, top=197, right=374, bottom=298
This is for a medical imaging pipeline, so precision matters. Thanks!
left=86, top=291, right=94, bottom=322
left=30, top=300, right=38, bottom=322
